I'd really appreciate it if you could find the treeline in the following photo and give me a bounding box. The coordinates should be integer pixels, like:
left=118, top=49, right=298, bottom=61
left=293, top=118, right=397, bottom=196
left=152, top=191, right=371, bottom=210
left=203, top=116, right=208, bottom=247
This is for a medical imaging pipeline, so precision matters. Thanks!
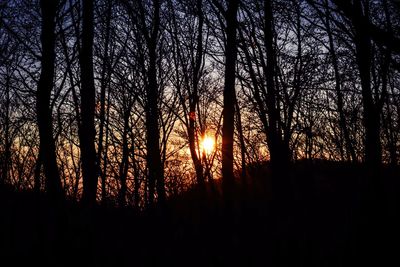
left=0, top=0, right=399, bottom=207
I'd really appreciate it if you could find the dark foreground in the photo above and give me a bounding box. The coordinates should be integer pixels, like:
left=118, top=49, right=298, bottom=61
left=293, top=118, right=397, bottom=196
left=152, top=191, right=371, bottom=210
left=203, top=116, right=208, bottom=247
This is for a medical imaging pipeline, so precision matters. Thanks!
left=1, top=161, right=399, bottom=266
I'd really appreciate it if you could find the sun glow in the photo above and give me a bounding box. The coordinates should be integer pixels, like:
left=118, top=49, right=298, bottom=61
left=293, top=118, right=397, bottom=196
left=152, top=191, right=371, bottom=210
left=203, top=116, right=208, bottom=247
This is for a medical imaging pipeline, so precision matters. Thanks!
left=201, top=135, right=215, bottom=155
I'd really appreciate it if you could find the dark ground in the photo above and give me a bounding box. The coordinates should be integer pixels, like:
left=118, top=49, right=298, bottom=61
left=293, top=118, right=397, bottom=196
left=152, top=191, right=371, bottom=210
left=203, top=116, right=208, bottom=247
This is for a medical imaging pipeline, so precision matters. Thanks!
left=1, top=161, right=399, bottom=266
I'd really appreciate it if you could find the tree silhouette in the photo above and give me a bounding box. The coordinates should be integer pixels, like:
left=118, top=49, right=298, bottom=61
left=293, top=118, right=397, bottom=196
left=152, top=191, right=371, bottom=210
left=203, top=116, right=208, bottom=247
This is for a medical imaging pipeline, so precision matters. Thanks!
left=36, top=0, right=63, bottom=201
left=0, top=0, right=398, bottom=207
left=79, top=0, right=99, bottom=206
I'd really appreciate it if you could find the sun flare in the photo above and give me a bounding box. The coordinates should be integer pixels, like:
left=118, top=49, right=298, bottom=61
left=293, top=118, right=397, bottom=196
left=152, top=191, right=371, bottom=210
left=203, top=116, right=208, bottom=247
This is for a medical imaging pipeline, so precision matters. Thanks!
left=201, top=135, right=215, bottom=155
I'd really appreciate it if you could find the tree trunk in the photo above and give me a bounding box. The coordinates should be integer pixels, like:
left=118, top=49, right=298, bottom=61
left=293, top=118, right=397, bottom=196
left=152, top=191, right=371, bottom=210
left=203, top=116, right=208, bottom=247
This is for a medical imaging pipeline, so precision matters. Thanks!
left=188, top=118, right=204, bottom=187
left=190, top=0, right=205, bottom=188
left=34, top=151, right=42, bottom=193
left=118, top=110, right=130, bottom=207
left=131, top=139, right=141, bottom=208
left=169, top=0, right=205, bottom=188
left=145, top=0, right=165, bottom=206
left=1, top=74, right=11, bottom=185
left=221, top=0, right=239, bottom=200
left=36, top=0, right=63, bottom=200
left=235, top=95, right=247, bottom=187
left=381, top=0, right=395, bottom=167
left=325, top=6, right=357, bottom=162
left=327, top=20, right=357, bottom=162
left=79, top=0, right=98, bottom=206
left=98, top=0, right=112, bottom=205
left=353, top=1, right=381, bottom=168
left=333, top=0, right=381, bottom=168
left=264, top=0, right=288, bottom=171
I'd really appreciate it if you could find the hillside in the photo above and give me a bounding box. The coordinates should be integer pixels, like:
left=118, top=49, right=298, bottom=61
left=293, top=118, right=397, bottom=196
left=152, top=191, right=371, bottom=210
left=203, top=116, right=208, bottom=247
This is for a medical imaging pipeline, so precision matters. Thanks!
left=0, top=162, right=399, bottom=266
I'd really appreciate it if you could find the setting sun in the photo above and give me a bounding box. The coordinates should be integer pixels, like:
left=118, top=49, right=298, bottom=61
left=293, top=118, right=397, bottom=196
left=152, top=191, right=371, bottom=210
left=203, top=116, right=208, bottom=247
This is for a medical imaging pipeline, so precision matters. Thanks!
left=201, top=135, right=215, bottom=155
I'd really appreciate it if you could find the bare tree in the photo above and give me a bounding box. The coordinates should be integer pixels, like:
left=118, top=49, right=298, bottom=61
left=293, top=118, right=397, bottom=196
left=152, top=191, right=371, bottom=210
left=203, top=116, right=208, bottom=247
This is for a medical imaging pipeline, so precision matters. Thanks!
left=167, top=0, right=207, bottom=188
left=79, top=0, right=98, bottom=206
left=36, top=0, right=63, bottom=200
left=96, top=0, right=113, bottom=204
left=122, top=0, right=166, bottom=205
left=323, top=0, right=357, bottom=162
left=220, top=0, right=240, bottom=199
left=330, top=0, right=380, bottom=169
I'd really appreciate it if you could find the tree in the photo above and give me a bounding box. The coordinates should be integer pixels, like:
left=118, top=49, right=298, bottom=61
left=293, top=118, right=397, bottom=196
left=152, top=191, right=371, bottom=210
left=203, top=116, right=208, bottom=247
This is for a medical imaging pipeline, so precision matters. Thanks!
left=0, top=58, right=12, bottom=186
left=168, top=0, right=207, bottom=188
left=123, top=0, right=166, bottom=206
left=97, top=0, right=113, bottom=205
left=2, top=0, right=399, bottom=206
left=262, top=0, right=289, bottom=170
left=323, top=0, right=357, bottom=162
left=238, top=0, right=305, bottom=176
left=221, top=0, right=239, bottom=199
left=36, top=0, right=63, bottom=200
left=79, top=0, right=98, bottom=206
left=331, top=0, right=380, bottom=168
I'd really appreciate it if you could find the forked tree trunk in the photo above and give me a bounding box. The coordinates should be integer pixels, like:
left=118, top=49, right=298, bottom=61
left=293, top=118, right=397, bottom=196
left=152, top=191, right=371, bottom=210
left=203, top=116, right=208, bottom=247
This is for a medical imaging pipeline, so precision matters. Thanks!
left=332, top=0, right=382, bottom=169
left=264, top=0, right=289, bottom=172
left=352, top=0, right=381, bottom=168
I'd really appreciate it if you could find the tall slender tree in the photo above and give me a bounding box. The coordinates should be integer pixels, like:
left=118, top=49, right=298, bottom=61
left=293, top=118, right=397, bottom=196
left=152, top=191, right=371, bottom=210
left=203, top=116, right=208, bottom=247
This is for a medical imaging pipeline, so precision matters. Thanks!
left=263, top=0, right=289, bottom=171
left=332, top=0, right=381, bottom=168
left=238, top=0, right=292, bottom=177
left=123, top=0, right=166, bottom=205
left=145, top=0, right=166, bottom=205
left=79, top=0, right=98, bottom=206
left=168, top=0, right=206, bottom=188
left=36, top=0, right=63, bottom=200
left=97, top=0, right=112, bottom=205
left=323, top=0, right=357, bottom=162
left=221, top=0, right=239, bottom=199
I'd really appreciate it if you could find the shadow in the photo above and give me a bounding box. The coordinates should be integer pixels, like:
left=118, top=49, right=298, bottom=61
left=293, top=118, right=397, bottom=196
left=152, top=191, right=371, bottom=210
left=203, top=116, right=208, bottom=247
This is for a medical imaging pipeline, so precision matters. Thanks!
left=0, top=162, right=399, bottom=266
